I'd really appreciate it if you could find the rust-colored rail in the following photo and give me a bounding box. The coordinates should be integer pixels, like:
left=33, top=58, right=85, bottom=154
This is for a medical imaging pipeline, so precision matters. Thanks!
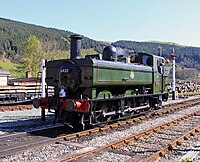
left=57, top=109, right=200, bottom=162
left=1, top=97, right=199, bottom=161
left=139, top=125, right=200, bottom=162
left=0, top=125, right=65, bottom=158
left=0, top=104, right=32, bottom=111
left=57, top=98, right=200, bottom=141
left=111, top=109, right=200, bottom=149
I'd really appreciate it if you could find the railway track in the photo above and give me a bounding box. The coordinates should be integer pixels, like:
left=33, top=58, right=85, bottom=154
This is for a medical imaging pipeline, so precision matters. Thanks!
left=0, top=94, right=197, bottom=112
left=0, top=124, right=69, bottom=158
left=0, top=104, right=32, bottom=111
left=0, top=97, right=200, bottom=161
left=57, top=109, right=200, bottom=162
left=0, top=92, right=198, bottom=112
left=56, top=97, right=200, bottom=140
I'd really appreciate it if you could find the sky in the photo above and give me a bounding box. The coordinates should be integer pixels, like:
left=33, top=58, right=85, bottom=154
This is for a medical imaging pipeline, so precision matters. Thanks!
left=0, top=0, right=200, bottom=47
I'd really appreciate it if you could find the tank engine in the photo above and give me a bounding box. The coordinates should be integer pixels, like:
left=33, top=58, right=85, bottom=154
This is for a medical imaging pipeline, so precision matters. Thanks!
left=33, top=35, right=169, bottom=129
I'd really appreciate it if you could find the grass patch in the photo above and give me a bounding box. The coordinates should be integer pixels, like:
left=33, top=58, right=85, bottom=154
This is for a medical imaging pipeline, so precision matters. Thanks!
left=0, top=61, right=22, bottom=77
left=0, top=61, right=15, bottom=71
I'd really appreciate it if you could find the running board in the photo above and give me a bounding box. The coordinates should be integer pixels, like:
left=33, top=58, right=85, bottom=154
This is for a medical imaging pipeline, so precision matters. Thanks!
left=102, top=104, right=150, bottom=117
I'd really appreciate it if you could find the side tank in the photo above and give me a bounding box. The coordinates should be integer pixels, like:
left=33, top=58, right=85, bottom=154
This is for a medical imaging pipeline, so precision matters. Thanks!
left=72, top=58, right=153, bottom=87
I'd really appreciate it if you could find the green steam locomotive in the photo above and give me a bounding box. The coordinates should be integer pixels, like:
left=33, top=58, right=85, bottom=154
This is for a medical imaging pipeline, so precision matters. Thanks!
left=33, top=35, right=169, bottom=129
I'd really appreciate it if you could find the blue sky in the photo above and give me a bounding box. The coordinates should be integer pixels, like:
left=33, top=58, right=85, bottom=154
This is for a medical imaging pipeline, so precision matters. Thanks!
left=0, top=0, right=200, bottom=47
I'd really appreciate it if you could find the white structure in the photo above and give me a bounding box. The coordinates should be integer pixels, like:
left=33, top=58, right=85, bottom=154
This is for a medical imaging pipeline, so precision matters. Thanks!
left=0, top=70, right=10, bottom=86
left=172, top=58, right=176, bottom=100
left=41, top=59, right=46, bottom=98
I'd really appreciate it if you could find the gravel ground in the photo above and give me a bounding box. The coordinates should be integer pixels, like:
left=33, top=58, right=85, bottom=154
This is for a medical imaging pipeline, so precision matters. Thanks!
left=0, top=97, right=200, bottom=162
left=1, top=143, right=79, bottom=162
left=79, top=106, right=200, bottom=148
left=0, top=108, right=55, bottom=135
left=86, top=151, right=131, bottom=162
left=168, top=134, right=200, bottom=161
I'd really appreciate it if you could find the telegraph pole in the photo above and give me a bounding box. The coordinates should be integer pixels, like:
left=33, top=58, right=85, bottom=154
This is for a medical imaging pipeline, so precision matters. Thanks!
left=41, top=59, right=46, bottom=121
left=172, top=57, right=176, bottom=100
left=171, top=49, right=176, bottom=100
left=165, top=49, right=176, bottom=100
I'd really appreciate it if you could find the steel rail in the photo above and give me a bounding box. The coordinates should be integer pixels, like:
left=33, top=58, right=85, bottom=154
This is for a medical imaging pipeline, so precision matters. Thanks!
left=0, top=97, right=200, bottom=160
left=56, top=98, right=200, bottom=141
left=0, top=124, right=65, bottom=158
left=56, top=109, right=200, bottom=162
left=139, top=125, right=200, bottom=162
left=0, top=104, right=32, bottom=111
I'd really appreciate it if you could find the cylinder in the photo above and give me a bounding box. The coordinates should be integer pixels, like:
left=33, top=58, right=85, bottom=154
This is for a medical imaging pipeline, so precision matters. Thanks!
left=70, top=35, right=82, bottom=59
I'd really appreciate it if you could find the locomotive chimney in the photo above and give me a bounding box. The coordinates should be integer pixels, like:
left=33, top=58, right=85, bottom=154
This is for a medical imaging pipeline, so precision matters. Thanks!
left=70, top=35, right=82, bottom=59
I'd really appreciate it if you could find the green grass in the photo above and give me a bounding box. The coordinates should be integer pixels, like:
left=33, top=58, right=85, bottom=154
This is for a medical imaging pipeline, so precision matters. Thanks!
left=0, top=61, right=21, bottom=77
left=97, top=40, right=112, bottom=44
left=0, top=61, right=15, bottom=71
left=144, top=40, right=185, bottom=47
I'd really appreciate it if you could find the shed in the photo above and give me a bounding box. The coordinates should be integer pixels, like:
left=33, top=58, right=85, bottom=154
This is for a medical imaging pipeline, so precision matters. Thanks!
left=0, top=70, right=11, bottom=86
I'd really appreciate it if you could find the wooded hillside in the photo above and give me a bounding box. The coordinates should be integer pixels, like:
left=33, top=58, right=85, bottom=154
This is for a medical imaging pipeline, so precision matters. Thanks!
left=0, top=17, right=107, bottom=60
left=112, top=40, right=200, bottom=71
left=0, top=17, right=200, bottom=81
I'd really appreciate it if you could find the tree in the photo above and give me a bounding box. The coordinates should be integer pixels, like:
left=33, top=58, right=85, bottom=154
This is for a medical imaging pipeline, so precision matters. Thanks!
left=23, top=35, right=44, bottom=77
